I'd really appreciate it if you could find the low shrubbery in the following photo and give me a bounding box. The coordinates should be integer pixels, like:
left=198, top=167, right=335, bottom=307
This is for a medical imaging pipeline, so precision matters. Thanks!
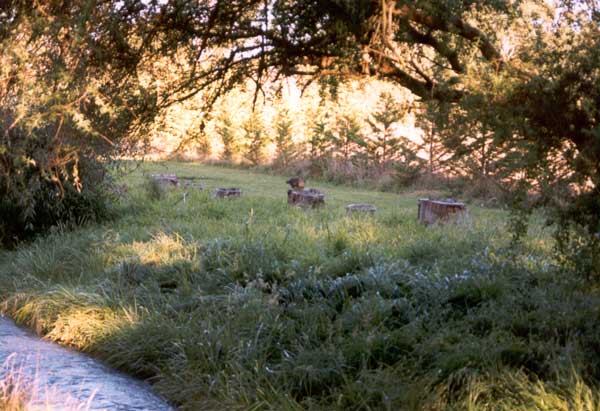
left=0, top=114, right=114, bottom=248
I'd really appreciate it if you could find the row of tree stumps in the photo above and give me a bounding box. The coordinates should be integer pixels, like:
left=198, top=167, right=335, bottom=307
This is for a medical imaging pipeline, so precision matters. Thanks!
left=286, top=177, right=378, bottom=216
left=285, top=177, right=468, bottom=223
left=151, top=173, right=468, bottom=224
left=150, top=174, right=241, bottom=198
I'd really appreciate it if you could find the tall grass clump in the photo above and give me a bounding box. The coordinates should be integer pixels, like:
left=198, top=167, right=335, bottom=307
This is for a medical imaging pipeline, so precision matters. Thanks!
left=0, top=357, right=93, bottom=411
left=142, top=176, right=168, bottom=201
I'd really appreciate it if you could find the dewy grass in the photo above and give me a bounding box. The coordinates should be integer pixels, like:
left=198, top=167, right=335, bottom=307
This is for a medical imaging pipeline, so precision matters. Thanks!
left=0, top=162, right=597, bottom=410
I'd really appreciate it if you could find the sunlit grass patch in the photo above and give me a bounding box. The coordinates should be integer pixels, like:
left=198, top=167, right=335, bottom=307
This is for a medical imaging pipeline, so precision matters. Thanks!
left=3, top=288, right=133, bottom=350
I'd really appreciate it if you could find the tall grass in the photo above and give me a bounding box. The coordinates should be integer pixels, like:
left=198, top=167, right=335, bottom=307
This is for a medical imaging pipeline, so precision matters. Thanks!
left=0, top=356, right=92, bottom=411
left=0, top=162, right=597, bottom=410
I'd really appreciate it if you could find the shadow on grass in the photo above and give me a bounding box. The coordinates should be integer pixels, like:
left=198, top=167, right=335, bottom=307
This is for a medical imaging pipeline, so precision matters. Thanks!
left=3, top=241, right=600, bottom=411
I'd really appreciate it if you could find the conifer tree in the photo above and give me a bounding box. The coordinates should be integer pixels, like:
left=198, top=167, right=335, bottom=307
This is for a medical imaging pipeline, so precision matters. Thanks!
left=216, top=115, right=237, bottom=161
left=242, top=112, right=269, bottom=166
left=364, top=92, right=407, bottom=171
left=307, top=115, right=334, bottom=176
left=273, top=110, right=297, bottom=170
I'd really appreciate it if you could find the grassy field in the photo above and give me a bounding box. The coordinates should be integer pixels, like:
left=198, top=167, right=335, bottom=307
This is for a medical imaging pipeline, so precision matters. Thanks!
left=1, top=162, right=599, bottom=410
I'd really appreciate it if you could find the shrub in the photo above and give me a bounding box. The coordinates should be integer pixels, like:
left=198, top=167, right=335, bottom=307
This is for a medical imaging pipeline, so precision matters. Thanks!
left=0, top=117, right=112, bottom=247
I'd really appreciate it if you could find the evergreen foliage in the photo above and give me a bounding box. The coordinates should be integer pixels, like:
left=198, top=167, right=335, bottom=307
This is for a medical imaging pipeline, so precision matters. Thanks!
left=307, top=116, right=334, bottom=176
left=364, top=92, right=409, bottom=171
left=331, top=115, right=363, bottom=164
left=242, top=112, right=269, bottom=165
left=216, top=115, right=237, bottom=161
left=273, top=110, right=297, bottom=170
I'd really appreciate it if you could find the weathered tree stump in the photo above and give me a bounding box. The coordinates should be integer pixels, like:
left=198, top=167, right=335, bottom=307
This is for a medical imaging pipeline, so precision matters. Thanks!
left=288, top=188, right=325, bottom=208
left=286, top=176, right=305, bottom=189
left=212, top=187, right=242, bottom=198
left=150, top=173, right=179, bottom=187
left=418, top=198, right=468, bottom=225
left=346, top=203, right=377, bottom=215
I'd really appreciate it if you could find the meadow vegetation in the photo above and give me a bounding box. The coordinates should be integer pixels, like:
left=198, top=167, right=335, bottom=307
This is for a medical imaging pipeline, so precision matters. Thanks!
left=1, top=2, right=599, bottom=409
left=1, top=162, right=599, bottom=410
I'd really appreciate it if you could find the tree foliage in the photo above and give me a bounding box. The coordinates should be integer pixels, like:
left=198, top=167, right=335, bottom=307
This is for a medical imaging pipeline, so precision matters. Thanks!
left=2, top=0, right=600, bottom=262
left=307, top=115, right=334, bottom=175
left=364, top=92, right=408, bottom=169
left=242, top=111, right=269, bottom=165
left=273, top=109, right=297, bottom=169
left=216, top=114, right=238, bottom=161
left=0, top=1, right=159, bottom=245
left=122, top=0, right=598, bottom=221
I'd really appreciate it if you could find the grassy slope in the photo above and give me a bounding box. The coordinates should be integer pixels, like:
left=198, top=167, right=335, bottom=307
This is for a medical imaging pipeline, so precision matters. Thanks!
left=1, top=162, right=599, bottom=410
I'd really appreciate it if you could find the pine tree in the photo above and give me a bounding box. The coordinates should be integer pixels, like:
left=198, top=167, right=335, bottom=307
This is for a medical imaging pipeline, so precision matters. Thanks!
left=331, top=115, right=363, bottom=164
left=365, top=92, right=408, bottom=170
left=216, top=115, right=237, bottom=161
left=273, top=110, right=297, bottom=169
left=306, top=115, right=334, bottom=176
left=415, top=101, right=452, bottom=177
left=242, top=112, right=269, bottom=166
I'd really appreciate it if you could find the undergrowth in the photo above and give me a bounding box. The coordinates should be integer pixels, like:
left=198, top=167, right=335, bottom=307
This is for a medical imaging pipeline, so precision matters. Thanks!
left=0, top=162, right=597, bottom=411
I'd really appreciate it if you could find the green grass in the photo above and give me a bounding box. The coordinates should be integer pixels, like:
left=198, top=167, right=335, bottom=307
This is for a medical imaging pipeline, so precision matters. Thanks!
left=1, top=161, right=599, bottom=410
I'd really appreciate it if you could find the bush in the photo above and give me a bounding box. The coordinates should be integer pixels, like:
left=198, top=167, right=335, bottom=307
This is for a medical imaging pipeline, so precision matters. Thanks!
left=0, top=116, right=112, bottom=248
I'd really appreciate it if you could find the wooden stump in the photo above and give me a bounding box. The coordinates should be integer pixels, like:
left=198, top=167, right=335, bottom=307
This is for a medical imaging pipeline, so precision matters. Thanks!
left=418, top=198, right=468, bottom=225
left=288, top=188, right=325, bottom=208
left=150, top=173, right=179, bottom=187
left=212, top=187, right=242, bottom=198
left=180, top=178, right=203, bottom=191
left=346, top=203, right=377, bottom=216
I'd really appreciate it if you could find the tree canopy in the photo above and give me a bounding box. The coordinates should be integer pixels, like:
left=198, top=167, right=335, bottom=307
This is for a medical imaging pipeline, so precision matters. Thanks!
left=3, top=1, right=596, bottom=139
left=1, top=0, right=600, bottom=247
